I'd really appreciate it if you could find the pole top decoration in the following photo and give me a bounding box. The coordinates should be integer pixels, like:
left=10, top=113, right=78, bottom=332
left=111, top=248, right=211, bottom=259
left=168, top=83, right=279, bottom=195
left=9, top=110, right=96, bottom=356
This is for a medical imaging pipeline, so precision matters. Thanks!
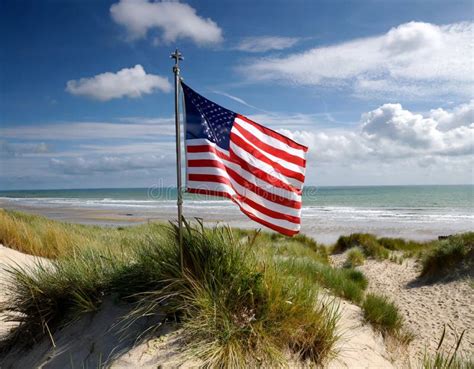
left=171, top=49, right=183, bottom=73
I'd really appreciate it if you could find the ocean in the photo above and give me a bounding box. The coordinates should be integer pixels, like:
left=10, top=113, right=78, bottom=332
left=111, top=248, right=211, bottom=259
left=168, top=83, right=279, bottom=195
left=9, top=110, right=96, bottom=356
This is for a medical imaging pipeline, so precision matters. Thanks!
left=0, top=185, right=472, bottom=244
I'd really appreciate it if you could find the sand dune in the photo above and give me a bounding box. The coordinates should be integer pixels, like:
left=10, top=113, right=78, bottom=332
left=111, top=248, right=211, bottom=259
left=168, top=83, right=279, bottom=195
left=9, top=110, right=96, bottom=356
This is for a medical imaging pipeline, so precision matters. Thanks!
left=0, top=244, right=396, bottom=368
left=332, top=252, right=474, bottom=368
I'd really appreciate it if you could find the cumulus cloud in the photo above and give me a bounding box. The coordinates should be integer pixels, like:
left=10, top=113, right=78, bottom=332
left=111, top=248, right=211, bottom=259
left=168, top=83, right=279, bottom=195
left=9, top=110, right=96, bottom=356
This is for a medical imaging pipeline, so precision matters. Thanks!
left=235, top=36, right=300, bottom=52
left=50, top=154, right=171, bottom=175
left=241, top=21, right=473, bottom=98
left=66, top=65, right=171, bottom=101
left=110, top=0, right=222, bottom=46
left=429, top=101, right=474, bottom=131
left=279, top=101, right=473, bottom=165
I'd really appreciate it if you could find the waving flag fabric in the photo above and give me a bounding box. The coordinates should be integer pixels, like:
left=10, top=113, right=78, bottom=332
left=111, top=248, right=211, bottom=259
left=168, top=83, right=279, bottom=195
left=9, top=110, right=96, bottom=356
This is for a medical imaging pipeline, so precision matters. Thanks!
left=182, top=82, right=308, bottom=236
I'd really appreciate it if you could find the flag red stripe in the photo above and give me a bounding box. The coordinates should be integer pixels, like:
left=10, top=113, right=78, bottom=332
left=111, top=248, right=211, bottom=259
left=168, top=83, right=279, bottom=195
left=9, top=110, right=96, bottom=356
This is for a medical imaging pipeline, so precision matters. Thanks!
left=232, top=121, right=306, bottom=167
left=239, top=195, right=300, bottom=223
left=188, top=173, right=301, bottom=209
left=188, top=152, right=301, bottom=195
left=188, top=159, right=227, bottom=171
left=187, top=144, right=230, bottom=160
left=186, top=188, right=300, bottom=236
left=230, top=133, right=306, bottom=182
left=236, top=114, right=308, bottom=152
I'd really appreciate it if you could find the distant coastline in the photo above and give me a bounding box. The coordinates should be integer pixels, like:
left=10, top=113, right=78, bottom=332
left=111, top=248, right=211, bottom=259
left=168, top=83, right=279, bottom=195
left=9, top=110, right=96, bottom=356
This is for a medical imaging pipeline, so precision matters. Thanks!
left=1, top=185, right=472, bottom=244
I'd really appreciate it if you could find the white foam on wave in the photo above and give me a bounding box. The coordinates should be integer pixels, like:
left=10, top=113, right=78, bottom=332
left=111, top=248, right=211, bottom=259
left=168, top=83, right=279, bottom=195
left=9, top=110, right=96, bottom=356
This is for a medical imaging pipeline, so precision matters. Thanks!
left=1, top=197, right=473, bottom=224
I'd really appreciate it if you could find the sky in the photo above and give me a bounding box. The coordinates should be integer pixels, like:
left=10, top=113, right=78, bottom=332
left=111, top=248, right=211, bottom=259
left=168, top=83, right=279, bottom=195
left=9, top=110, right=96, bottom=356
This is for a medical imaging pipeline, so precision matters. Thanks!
left=0, top=0, right=473, bottom=190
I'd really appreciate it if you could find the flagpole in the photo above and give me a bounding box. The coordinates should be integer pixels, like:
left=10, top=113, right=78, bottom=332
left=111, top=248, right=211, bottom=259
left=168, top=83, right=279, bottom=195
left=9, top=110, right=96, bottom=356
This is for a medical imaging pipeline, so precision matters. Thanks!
left=171, top=48, right=184, bottom=271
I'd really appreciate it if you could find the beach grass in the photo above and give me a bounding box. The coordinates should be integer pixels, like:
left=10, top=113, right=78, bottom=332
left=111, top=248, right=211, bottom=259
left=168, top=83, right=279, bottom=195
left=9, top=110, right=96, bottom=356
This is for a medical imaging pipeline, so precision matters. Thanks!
left=1, top=218, right=340, bottom=367
left=420, top=233, right=473, bottom=280
left=361, top=293, right=406, bottom=337
left=344, top=247, right=365, bottom=267
left=0, top=208, right=167, bottom=258
left=2, top=209, right=473, bottom=365
left=333, top=233, right=389, bottom=260
left=422, top=328, right=473, bottom=369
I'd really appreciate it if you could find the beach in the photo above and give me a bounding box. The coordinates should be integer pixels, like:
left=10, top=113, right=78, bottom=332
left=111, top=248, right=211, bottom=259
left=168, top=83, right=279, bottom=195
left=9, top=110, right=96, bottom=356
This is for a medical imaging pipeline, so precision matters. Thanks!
left=1, top=185, right=472, bottom=244
left=0, top=203, right=472, bottom=368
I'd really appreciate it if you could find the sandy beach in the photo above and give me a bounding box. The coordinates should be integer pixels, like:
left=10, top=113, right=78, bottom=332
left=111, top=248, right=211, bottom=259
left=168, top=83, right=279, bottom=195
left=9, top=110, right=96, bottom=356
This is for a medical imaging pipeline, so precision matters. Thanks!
left=331, top=252, right=474, bottom=367
left=1, top=194, right=472, bottom=245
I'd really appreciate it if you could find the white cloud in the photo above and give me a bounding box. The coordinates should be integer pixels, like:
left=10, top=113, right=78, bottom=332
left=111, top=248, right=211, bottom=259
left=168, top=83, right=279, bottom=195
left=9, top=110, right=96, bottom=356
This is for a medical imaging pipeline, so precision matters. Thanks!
left=0, top=140, right=52, bottom=157
left=279, top=101, right=473, bottom=166
left=211, top=90, right=268, bottom=112
left=241, top=21, right=473, bottom=98
left=3, top=102, right=472, bottom=187
left=66, top=65, right=171, bottom=101
left=235, top=36, right=300, bottom=52
left=50, top=154, right=171, bottom=175
left=110, top=0, right=222, bottom=46
left=0, top=117, right=175, bottom=140
left=429, top=101, right=474, bottom=131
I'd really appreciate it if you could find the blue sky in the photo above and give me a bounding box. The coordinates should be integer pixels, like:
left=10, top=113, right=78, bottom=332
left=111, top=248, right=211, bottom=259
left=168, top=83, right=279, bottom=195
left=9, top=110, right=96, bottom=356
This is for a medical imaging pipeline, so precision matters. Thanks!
left=1, top=0, right=473, bottom=189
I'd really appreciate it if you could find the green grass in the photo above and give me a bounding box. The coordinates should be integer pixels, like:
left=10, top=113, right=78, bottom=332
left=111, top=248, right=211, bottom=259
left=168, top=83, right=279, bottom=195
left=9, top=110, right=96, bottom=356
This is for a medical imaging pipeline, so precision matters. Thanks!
left=0, top=208, right=167, bottom=258
left=422, top=355, right=474, bottom=369
left=277, top=258, right=368, bottom=304
left=7, top=210, right=472, bottom=364
left=1, top=218, right=340, bottom=367
left=333, top=233, right=389, bottom=260
left=361, top=293, right=403, bottom=335
left=420, top=233, right=474, bottom=280
left=344, top=247, right=365, bottom=268
left=421, top=327, right=473, bottom=369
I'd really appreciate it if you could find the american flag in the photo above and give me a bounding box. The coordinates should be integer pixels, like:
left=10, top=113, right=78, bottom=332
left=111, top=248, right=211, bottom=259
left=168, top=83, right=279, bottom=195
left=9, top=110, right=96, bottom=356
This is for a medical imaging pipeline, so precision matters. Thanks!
left=182, top=82, right=308, bottom=236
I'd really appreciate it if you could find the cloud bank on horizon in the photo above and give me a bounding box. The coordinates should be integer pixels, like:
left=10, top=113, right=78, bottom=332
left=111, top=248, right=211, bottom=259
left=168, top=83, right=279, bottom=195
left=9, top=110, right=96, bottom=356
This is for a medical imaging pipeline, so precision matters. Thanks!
left=0, top=0, right=473, bottom=189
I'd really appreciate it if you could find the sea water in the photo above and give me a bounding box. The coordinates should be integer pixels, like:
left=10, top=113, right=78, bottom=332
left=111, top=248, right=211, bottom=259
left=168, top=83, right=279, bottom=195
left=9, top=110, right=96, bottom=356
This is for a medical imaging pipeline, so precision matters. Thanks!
left=1, top=185, right=472, bottom=243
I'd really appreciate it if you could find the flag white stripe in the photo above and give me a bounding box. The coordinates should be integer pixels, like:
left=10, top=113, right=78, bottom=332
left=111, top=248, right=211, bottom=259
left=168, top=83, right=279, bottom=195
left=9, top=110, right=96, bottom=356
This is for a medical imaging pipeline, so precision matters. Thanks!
left=187, top=150, right=302, bottom=202
left=187, top=138, right=303, bottom=195
left=187, top=166, right=301, bottom=217
left=231, top=127, right=305, bottom=174
left=229, top=141, right=304, bottom=189
left=234, top=117, right=306, bottom=159
left=186, top=180, right=300, bottom=232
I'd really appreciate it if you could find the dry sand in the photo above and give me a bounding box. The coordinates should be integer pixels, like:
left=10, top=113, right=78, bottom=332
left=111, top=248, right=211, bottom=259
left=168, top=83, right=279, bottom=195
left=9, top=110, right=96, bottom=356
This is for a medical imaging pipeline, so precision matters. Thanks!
left=0, top=244, right=397, bottom=368
left=0, top=244, right=50, bottom=338
left=332, top=252, right=474, bottom=367
left=326, top=297, right=394, bottom=369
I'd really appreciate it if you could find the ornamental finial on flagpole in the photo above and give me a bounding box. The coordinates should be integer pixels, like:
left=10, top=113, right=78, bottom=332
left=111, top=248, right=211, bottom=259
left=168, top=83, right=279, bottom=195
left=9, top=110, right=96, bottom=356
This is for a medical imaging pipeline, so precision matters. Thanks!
left=171, top=49, right=183, bottom=73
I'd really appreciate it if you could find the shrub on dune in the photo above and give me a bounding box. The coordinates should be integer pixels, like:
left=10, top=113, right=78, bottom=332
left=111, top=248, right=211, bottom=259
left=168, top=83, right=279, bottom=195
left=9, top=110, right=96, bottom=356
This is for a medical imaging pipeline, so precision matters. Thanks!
left=420, top=233, right=474, bottom=280
left=333, top=233, right=389, bottom=260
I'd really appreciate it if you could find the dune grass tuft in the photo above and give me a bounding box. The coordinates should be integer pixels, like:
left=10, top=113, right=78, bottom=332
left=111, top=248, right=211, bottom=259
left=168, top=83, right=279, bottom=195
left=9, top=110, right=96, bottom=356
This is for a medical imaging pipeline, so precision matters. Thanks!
left=344, top=247, right=365, bottom=268
left=278, top=257, right=367, bottom=304
left=362, top=293, right=403, bottom=335
left=333, top=233, right=389, bottom=260
left=332, top=232, right=463, bottom=266
left=420, top=233, right=474, bottom=280
left=1, top=219, right=340, bottom=367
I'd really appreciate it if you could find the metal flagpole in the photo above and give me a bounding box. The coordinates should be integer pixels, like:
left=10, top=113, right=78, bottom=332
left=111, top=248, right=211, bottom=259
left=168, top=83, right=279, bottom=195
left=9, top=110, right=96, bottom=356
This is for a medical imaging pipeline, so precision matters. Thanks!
left=171, top=49, right=184, bottom=272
